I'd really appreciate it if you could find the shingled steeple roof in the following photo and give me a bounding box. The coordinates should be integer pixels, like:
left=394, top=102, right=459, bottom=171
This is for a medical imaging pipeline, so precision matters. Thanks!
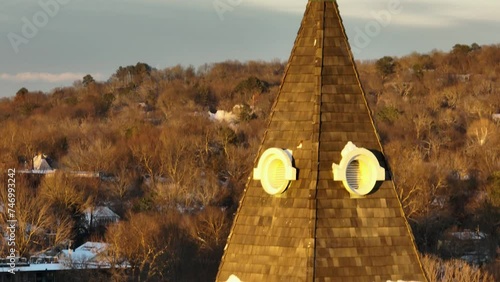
left=217, top=1, right=428, bottom=281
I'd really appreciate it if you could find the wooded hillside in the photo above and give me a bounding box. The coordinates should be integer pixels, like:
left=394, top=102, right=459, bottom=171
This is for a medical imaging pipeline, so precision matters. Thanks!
left=0, top=43, right=499, bottom=281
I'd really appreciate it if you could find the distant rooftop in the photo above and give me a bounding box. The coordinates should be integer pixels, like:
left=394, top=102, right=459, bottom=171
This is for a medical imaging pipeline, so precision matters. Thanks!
left=0, top=241, right=128, bottom=273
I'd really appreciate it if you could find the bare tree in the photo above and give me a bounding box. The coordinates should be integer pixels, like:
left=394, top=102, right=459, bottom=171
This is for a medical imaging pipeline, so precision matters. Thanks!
left=184, top=207, right=230, bottom=252
left=467, top=118, right=497, bottom=147
left=108, top=164, right=138, bottom=201
left=62, top=137, right=119, bottom=172
left=392, top=82, right=414, bottom=100
left=413, top=112, right=433, bottom=140
left=129, top=128, right=165, bottom=188
left=0, top=177, right=72, bottom=257
left=158, top=131, right=191, bottom=185
left=39, top=172, right=87, bottom=217
left=106, top=213, right=178, bottom=281
left=422, top=255, right=495, bottom=282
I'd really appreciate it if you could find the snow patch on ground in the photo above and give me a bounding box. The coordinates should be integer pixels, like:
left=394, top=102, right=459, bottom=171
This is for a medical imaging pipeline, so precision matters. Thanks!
left=451, top=230, right=487, bottom=240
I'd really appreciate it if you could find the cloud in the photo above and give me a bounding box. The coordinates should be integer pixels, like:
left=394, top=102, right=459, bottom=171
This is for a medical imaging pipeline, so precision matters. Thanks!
left=62, top=0, right=500, bottom=28
left=338, top=0, right=500, bottom=28
left=54, top=0, right=500, bottom=25
left=243, top=0, right=305, bottom=13
left=243, top=0, right=500, bottom=27
left=444, top=0, right=500, bottom=22
left=0, top=72, right=103, bottom=83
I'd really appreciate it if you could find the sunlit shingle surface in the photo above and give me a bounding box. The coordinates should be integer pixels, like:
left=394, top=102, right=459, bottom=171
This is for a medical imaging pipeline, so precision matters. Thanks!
left=217, top=1, right=428, bottom=281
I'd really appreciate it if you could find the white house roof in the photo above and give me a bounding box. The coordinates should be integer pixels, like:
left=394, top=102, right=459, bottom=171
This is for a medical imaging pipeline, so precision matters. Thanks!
left=0, top=262, right=66, bottom=273
left=84, top=206, right=120, bottom=220
left=208, top=110, right=238, bottom=124
left=450, top=230, right=487, bottom=240
left=0, top=242, right=124, bottom=272
left=61, top=242, right=109, bottom=263
left=33, top=154, right=53, bottom=171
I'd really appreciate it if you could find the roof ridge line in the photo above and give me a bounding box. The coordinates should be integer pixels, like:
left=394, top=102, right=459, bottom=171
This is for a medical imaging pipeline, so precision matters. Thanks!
left=307, top=0, right=329, bottom=280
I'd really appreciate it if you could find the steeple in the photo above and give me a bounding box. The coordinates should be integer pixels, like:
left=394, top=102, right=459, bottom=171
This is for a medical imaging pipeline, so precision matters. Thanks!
left=217, top=1, right=428, bottom=281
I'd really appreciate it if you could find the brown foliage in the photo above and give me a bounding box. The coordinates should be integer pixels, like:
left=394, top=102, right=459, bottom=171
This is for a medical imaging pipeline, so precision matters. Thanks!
left=106, top=212, right=182, bottom=281
left=0, top=176, right=73, bottom=257
left=0, top=46, right=499, bottom=280
left=422, top=255, right=495, bottom=282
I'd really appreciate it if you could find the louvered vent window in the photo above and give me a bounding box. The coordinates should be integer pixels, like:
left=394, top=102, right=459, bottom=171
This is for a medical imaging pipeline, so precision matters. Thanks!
left=333, top=142, right=386, bottom=197
left=268, top=159, right=286, bottom=190
left=346, top=160, right=360, bottom=190
left=254, top=148, right=297, bottom=196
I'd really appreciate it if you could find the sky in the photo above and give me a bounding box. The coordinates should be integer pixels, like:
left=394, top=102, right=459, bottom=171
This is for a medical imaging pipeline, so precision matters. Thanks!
left=0, top=0, right=499, bottom=98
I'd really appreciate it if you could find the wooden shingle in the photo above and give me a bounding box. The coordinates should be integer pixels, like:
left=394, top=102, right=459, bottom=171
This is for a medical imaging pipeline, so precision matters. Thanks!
left=217, top=1, right=427, bottom=281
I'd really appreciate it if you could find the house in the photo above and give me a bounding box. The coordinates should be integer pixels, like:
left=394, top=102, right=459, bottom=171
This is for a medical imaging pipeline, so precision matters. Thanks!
left=33, top=153, right=53, bottom=171
left=492, top=113, right=500, bottom=123
left=208, top=109, right=238, bottom=124
left=17, top=153, right=56, bottom=176
left=60, top=242, right=112, bottom=269
left=0, top=256, right=60, bottom=282
left=0, top=242, right=127, bottom=281
left=83, top=206, right=120, bottom=228
left=19, top=154, right=100, bottom=177
left=437, top=230, right=495, bottom=264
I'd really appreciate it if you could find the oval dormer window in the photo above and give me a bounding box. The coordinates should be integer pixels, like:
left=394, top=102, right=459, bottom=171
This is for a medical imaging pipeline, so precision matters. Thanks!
left=253, top=148, right=297, bottom=195
left=332, top=142, right=386, bottom=197
left=267, top=159, right=287, bottom=190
